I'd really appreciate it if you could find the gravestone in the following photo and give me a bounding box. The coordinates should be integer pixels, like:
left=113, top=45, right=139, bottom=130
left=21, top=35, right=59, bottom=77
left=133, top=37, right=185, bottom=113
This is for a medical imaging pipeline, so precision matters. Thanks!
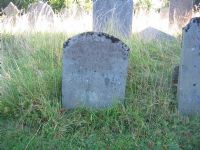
left=3, top=2, right=19, bottom=17
left=2, top=2, right=19, bottom=26
left=178, top=17, right=200, bottom=115
left=62, top=32, right=129, bottom=109
left=93, top=0, right=133, bottom=38
left=169, top=0, right=193, bottom=28
left=138, top=27, right=176, bottom=42
left=27, top=1, right=54, bottom=27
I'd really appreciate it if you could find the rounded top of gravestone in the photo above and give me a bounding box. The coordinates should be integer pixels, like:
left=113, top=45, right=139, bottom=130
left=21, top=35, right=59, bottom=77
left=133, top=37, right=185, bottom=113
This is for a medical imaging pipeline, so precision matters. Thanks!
left=27, top=1, right=54, bottom=16
left=64, top=32, right=130, bottom=53
left=62, top=32, right=130, bottom=109
left=184, top=17, right=200, bottom=32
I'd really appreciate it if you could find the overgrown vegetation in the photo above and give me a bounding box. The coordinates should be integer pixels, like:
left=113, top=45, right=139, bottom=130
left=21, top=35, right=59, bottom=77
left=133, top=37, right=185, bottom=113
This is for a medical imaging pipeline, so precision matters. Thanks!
left=1, top=0, right=200, bottom=12
left=0, top=0, right=167, bottom=11
left=0, top=0, right=92, bottom=11
left=1, top=33, right=200, bottom=149
left=0, top=0, right=37, bottom=9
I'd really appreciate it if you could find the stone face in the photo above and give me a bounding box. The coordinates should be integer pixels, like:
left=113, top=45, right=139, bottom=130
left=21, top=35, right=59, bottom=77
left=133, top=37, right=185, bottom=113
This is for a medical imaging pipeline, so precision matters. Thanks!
left=62, top=32, right=129, bottom=109
left=138, top=27, right=176, bottom=42
left=169, top=0, right=193, bottom=28
left=27, top=1, right=54, bottom=17
left=3, top=2, right=19, bottom=17
left=2, top=2, right=19, bottom=26
left=27, top=1, right=54, bottom=26
left=93, top=0, right=133, bottom=38
left=178, top=17, right=200, bottom=115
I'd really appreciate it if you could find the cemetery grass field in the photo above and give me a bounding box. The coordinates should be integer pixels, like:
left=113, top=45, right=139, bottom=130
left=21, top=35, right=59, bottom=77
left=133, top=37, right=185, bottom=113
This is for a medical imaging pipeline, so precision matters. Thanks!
left=1, top=32, right=200, bottom=150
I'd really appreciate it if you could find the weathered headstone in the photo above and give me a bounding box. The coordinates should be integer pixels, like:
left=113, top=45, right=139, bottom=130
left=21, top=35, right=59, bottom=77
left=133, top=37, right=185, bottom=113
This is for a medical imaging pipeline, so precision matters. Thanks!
left=3, top=2, right=19, bottom=17
left=62, top=32, right=129, bottom=109
left=2, top=2, right=19, bottom=26
left=138, top=27, right=176, bottom=42
left=93, top=0, right=133, bottom=38
left=169, top=0, right=193, bottom=28
left=27, top=1, right=54, bottom=27
left=178, top=17, right=200, bottom=115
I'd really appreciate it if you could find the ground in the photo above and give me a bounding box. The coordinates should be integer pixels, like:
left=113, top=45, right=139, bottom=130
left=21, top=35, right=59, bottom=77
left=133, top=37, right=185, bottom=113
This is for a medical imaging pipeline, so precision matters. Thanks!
left=0, top=33, right=200, bottom=150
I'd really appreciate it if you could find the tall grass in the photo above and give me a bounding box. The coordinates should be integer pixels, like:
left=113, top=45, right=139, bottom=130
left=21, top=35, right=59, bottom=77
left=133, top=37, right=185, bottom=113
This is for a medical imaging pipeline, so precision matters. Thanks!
left=0, top=32, right=200, bottom=149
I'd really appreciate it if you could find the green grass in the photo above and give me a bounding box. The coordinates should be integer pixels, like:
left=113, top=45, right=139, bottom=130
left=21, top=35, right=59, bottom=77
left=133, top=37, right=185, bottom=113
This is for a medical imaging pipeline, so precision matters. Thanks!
left=0, top=32, right=200, bottom=150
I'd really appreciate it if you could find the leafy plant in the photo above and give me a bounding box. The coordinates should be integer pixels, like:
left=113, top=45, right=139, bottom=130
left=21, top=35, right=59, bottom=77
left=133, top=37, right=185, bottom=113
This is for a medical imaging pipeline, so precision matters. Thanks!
left=48, top=0, right=65, bottom=11
left=136, top=0, right=153, bottom=11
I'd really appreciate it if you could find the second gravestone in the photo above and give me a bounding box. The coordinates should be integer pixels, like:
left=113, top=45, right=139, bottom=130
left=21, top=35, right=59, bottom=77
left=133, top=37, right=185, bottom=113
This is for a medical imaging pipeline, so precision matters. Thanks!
left=93, top=0, right=133, bottom=38
left=178, top=17, right=200, bottom=115
left=62, top=32, right=130, bottom=109
left=169, top=0, right=193, bottom=28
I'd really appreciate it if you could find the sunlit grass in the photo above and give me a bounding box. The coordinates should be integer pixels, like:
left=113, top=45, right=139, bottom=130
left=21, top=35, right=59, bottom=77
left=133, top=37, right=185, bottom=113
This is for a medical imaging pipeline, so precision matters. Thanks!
left=0, top=32, right=200, bottom=149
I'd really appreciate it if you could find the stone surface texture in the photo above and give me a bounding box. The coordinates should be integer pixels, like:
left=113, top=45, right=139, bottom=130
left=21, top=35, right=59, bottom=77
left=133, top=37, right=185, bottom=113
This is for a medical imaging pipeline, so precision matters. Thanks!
left=93, top=0, right=133, bottom=38
left=3, top=2, right=19, bottom=17
left=169, top=0, right=193, bottom=28
left=27, top=1, right=54, bottom=26
left=138, top=27, right=175, bottom=42
left=178, top=17, right=200, bottom=115
left=62, top=32, right=129, bottom=109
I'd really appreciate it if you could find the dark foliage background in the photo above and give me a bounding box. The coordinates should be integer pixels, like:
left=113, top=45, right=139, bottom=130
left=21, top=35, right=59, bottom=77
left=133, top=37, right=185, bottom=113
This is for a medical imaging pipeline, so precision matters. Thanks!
left=0, top=0, right=199, bottom=13
left=0, top=0, right=91, bottom=11
left=194, top=0, right=200, bottom=4
left=0, top=0, right=37, bottom=9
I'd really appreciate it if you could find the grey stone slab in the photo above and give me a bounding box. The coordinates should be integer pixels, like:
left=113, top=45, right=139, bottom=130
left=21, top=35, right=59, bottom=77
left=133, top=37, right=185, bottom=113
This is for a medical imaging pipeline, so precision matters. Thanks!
left=62, top=32, right=129, bottom=109
left=178, top=17, right=200, bottom=115
left=2, top=2, right=19, bottom=26
left=3, top=2, right=19, bottom=17
left=27, top=1, right=54, bottom=27
left=169, top=0, right=193, bottom=28
left=62, top=32, right=130, bottom=109
left=138, top=27, right=176, bottom=42
left=93, top=0, right=133, bottom=38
